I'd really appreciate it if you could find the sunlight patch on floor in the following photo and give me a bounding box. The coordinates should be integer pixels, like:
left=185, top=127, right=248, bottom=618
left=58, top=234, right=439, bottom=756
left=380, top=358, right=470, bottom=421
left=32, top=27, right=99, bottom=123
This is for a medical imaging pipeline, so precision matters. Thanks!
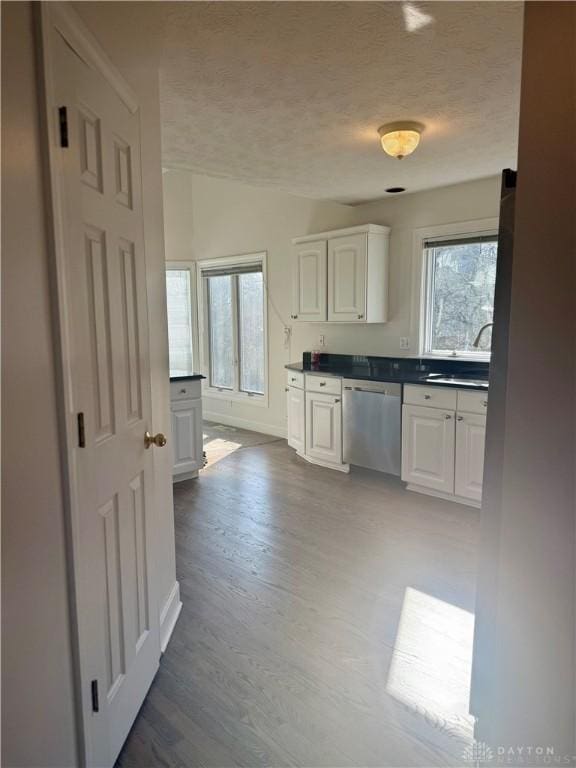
left=203, top=435, right=242, bottom=468
left=402, top=1, right=434, bottom=32
left=387, top=587, right=475, bottom=744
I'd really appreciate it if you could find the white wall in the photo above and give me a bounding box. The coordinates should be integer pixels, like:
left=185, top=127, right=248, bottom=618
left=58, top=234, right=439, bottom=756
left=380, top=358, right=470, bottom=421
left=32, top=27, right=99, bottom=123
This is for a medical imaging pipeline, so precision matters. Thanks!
left=163, top=170, right=357, bottom=435
left=163, top=170, right=501, bottom=436
left=474, top=1, right=575, bottom=755
left=346, top=176, right=501, bottom=354
left=1, top=4, right=79, bottom=765
left=2, top=4, right=177, bottom=765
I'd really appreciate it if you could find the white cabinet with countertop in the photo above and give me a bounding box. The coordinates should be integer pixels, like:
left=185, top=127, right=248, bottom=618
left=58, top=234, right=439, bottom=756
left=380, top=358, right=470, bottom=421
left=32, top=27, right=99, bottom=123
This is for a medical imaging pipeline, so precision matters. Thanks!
left=291, top=225, right=390, bottom=324
left=305, top=390, right=343, bottom=468
left=402, top=404, right=456, bottom=494
left=286, top=384, right=305, bottom=454
left=401, top=385, right=488, bottom=506
left=454, top=412, right=486, bottom=502
left=170, top=377, right=204, bottom=482
left=285, top=370, right=348, bottom=472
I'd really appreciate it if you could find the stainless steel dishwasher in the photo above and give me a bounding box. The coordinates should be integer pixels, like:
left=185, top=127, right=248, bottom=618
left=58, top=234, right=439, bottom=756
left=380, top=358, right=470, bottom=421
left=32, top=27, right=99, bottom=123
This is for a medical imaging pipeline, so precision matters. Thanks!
left=343, top=379, right=402, bottom=475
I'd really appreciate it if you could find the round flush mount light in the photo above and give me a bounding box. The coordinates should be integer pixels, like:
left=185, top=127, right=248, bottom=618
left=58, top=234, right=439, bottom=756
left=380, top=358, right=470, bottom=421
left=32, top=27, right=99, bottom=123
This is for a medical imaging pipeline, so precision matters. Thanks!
left=378, top=121, right=424, bottom=159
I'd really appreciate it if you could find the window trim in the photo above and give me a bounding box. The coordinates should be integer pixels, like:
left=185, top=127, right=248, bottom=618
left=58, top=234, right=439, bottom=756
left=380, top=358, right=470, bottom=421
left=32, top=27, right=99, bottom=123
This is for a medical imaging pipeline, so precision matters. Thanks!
left=166, top=261, right=199, bottom=377
left=196, top=252, right=269, bottom=407
left=410, top=218, right=499, bottom=360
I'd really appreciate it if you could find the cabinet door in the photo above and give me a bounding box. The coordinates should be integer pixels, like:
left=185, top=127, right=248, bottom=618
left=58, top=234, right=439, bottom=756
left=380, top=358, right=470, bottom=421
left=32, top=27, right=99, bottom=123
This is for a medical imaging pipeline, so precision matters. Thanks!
left=305, top=391, right=342, bottom=465
left=292, top=240, right=327, bottom=321
left=455, top=413, right=486, bottom=502
left=328, top=233, right=367, bottom=322
left=171, top=398, right=203, bottom=476
left=286, top=386, right=305, bottom=453
left=401, top=404, right=455, bottom=493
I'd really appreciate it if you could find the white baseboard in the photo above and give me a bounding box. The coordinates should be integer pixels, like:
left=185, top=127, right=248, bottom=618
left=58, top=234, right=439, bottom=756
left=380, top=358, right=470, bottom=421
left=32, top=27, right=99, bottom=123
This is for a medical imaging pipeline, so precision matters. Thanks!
left=159, top=581, right=182, bottom=653
left=173, top=469, right=199, bottom=483
left=203, top=410, right=287, bottom=439
left=406, top=483, right=481, bottom=508
left=296, top=450, right=350, bottom=473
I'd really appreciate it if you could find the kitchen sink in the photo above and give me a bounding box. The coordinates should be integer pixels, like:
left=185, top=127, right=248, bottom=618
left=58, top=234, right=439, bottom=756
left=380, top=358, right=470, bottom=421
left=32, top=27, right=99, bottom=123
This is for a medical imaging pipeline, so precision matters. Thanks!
left=425, top=372, right=489, bottom=388
left=426, top=371, right=488, bottom=381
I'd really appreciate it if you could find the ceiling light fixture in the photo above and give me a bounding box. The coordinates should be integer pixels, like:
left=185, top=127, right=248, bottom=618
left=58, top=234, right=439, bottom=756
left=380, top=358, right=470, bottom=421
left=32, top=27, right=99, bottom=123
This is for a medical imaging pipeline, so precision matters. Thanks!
left=378, top=121, right=424, bottom=159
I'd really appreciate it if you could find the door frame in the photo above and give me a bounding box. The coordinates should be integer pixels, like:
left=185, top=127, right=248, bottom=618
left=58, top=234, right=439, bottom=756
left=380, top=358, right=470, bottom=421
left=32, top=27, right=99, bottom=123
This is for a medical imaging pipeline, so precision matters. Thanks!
left=37, top=4, right=151, bottom=765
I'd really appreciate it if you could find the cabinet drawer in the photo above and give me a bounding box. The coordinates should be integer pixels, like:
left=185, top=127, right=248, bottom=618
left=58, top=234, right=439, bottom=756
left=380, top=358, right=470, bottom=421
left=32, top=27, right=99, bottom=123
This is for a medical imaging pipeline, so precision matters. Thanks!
left=403, top=384, right=457, bottom=410
left=305, top=374, right=342, bottom=395
left=286, top=370, right=305, bottom=390
left=457, top=390, right=489, bottom=415
left=170, top=379, right=202, bottom=401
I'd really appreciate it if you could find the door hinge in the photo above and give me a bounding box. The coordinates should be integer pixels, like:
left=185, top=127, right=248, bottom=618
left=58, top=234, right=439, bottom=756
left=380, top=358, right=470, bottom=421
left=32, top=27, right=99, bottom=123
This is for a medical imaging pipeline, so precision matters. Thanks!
left=58, top=106, right=69, bottom=148
left=91, top=680, right=99, bottom=713
left=77, top=412, right=85, bottom=448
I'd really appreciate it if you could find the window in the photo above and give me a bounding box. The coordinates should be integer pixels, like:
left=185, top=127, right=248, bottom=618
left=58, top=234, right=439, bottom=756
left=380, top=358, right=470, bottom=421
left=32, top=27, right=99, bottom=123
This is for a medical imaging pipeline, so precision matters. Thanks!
left=199, top=254, right=267, bottom=400
left=422, top=234, right=498, bottom=357
left=166, top=264, right=196, bottom=376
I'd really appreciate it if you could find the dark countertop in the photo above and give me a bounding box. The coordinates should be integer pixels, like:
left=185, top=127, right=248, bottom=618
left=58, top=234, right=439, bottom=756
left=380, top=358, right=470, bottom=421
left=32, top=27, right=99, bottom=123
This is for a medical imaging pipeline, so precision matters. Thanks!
left=170, top=373, right=205, bottom=382
left=286, top=353, right=489, bottom=391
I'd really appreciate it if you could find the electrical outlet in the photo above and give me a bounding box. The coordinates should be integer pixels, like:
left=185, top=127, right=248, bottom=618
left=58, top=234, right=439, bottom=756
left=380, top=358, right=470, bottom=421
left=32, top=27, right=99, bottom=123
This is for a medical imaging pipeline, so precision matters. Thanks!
left=319, top=334, right=326, bottom=347
left=399, top=337, right=410, bottom=350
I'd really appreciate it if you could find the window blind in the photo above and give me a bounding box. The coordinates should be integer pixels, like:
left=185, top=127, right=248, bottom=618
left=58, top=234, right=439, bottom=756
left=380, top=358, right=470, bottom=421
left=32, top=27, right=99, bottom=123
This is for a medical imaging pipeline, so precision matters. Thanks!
left=200, top=263, right=262, bottom=279
left=424, top=234, right=498, bottom=249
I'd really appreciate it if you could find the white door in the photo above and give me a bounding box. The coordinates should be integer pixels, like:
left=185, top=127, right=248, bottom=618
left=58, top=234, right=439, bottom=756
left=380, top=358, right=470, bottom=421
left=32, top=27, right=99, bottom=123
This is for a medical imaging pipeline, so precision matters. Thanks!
left=455, top=413, right=486, bottom=502
left=53, top=30, right=162, bottom=768
left=328, top=234, right=367, bottom=322
left=401, top=404, right=455, bottom=493
left=286, top=385, right=305, bottom=453
left=306, top=391, right=342, bottom=465
left=292, top=240, right=327, bottom=321
left=171, top=398, right=203, bottom=476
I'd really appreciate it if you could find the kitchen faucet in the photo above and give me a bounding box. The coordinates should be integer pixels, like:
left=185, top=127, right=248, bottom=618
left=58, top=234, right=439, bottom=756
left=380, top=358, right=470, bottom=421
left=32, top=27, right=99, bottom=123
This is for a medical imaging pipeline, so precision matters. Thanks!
left=473, top=322, right=494, bottom=348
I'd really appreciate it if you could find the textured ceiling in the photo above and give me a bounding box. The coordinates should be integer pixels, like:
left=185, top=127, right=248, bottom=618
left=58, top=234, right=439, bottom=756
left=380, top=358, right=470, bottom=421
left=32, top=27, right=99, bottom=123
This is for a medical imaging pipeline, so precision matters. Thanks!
left=85, top=2, right=525, bottom=204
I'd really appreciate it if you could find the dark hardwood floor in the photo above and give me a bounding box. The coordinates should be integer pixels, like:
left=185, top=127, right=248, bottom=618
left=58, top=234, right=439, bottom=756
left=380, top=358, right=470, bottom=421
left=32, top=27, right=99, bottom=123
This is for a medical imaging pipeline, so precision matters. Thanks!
left=117, top=424, right=479, bottom=767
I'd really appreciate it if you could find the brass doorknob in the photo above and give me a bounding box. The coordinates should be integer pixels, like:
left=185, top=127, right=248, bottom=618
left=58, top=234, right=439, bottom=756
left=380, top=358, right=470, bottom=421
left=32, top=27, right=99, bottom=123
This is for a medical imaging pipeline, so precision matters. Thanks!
left=144, top=431, right=167, bottom=449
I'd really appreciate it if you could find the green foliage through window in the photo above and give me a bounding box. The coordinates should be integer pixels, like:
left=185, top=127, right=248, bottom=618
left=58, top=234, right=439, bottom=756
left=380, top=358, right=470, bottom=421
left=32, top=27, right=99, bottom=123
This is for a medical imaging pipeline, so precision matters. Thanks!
left=424, top=238, right=497, bottom=356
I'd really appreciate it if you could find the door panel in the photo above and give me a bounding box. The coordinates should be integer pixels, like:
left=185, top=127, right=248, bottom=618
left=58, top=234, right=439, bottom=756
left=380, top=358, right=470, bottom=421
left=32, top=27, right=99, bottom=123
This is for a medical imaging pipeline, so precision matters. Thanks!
left=328, top=234, right=367, bottom=322
left=401, top=404, right=455, bottom=493
left=292, top=240, right=327, bottom=321
left=54, top=31, right=160, bottom=768
left=306, top=391, right=342, bottom=464
left=455, top=414, right=486, bottom=501
left=287, top=386, right=305, bottom=453
left=120, top=239, right=143, bottom=423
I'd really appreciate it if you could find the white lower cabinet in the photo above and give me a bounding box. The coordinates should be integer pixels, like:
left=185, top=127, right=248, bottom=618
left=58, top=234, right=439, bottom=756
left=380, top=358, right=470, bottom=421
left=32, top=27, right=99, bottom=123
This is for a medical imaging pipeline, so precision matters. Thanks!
left=286, top=385, right=305, bottom=453
left=401, top=387, right=487, bottom=506
left=401, top=404, right=455, bottom=494
left=305, top=391, right=343, bottom=467
left=285, top=371, right=348, bottom=472
left=170, top=380, right=204, bottom=482
left=454, top=413, right=486, bottom=502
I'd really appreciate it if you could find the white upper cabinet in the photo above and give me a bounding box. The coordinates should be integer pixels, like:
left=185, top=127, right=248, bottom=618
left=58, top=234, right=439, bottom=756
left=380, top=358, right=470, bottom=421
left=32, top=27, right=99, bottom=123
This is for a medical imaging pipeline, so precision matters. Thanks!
left=291, top=240, right=327, bottom=321
left=292, top=225, right=390, bottom=323
left=328, top=233, right=367, bottom=322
